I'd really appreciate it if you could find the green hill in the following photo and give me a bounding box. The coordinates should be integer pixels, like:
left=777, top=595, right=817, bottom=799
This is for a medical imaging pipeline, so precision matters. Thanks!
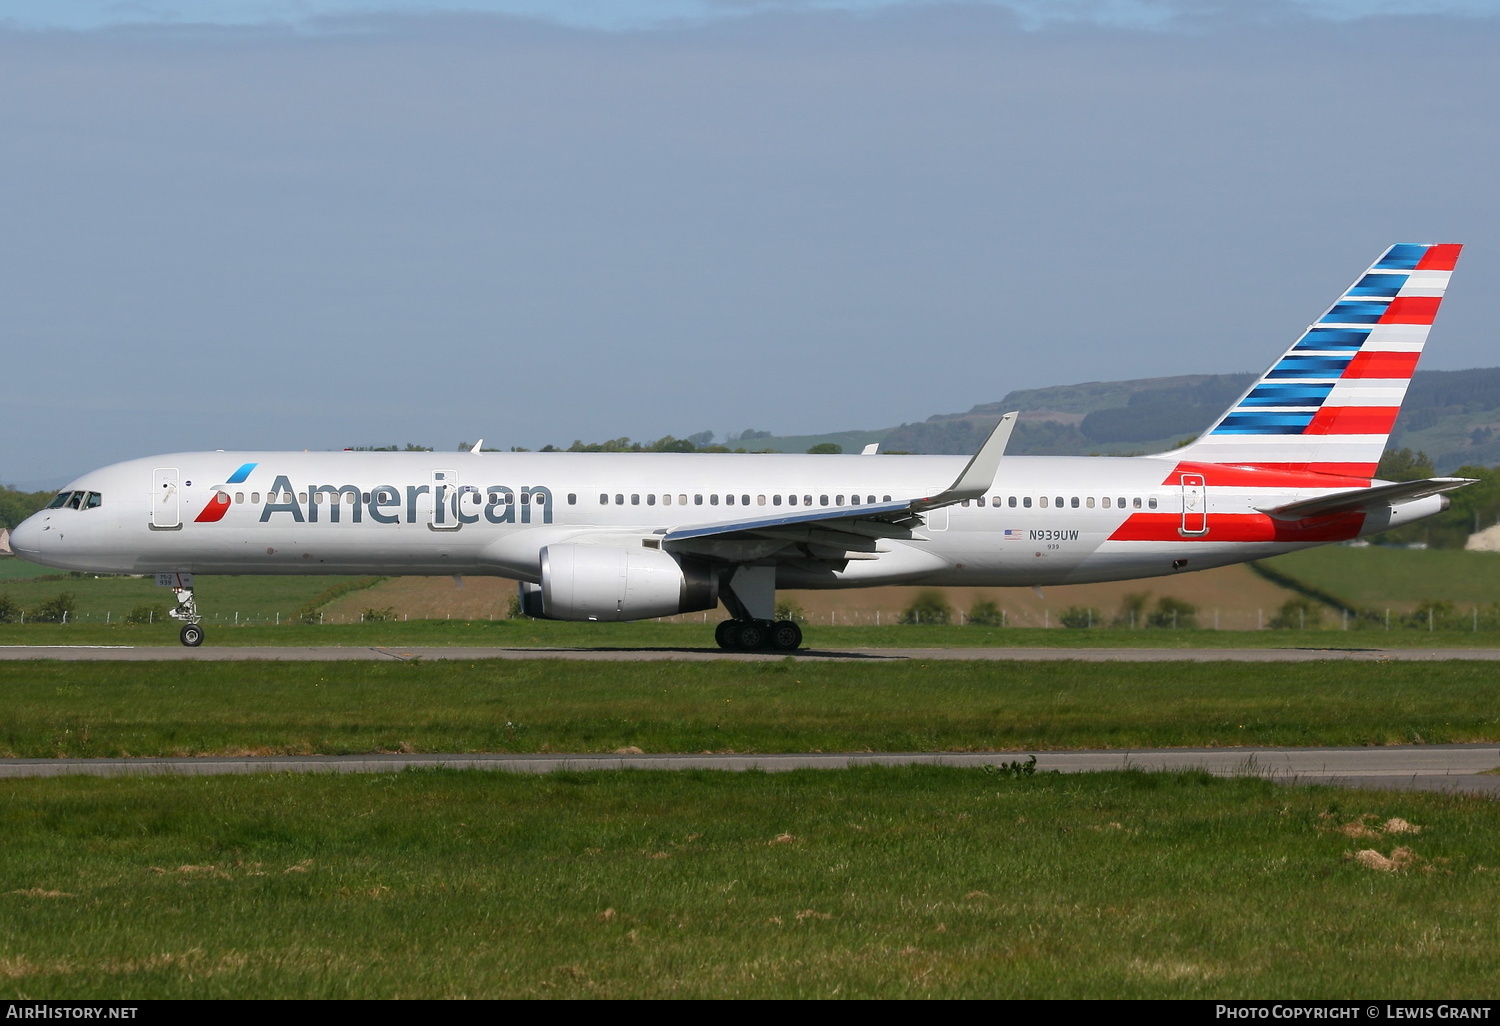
left=747, top=367, right=1500, bottom=468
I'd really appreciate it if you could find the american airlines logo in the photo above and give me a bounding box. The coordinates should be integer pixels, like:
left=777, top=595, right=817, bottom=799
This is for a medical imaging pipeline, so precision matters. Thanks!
left=195, top=466, right=554, bottom=526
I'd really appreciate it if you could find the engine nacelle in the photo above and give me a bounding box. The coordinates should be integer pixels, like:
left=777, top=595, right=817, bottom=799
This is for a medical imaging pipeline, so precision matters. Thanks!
left=537, top=543, right=718, bottom=622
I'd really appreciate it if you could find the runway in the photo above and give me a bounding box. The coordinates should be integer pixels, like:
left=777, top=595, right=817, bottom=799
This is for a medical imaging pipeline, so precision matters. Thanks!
left=2, top=745, right=1496, bottom=795
left=6, top=644, right=1500, bottom=662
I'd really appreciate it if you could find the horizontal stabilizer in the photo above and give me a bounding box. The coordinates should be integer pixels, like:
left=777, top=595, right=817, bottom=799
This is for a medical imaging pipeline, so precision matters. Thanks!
left=1258, top=477, right=1475, bottom=521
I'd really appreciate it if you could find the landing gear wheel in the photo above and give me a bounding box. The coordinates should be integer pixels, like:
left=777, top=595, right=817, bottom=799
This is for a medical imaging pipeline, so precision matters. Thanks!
left=715, top=620, right=740, bottom=650
left=179, top=623, right=204, bottom=648
left=735, top=620, right=768, bottom=650
left=769, top=620, right=803, bottom=651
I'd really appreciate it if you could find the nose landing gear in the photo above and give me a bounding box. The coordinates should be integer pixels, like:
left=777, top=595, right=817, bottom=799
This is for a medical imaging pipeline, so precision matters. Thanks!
left=168, top=585, right=204, bottom=647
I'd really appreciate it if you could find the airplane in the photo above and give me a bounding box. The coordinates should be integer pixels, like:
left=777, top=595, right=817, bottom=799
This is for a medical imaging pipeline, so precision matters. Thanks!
left=9, top=243, right=1472, bottom=649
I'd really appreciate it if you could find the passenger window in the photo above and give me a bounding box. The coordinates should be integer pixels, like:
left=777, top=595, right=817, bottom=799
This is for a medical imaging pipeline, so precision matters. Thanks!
left=742, top=494, right=751, bottom=506
left=788, top=495, right=797, bottom=506
left=615, top=494, right=624, bottom=505
left=647, top=494, right=656, bottom=506
left=961, top=500, right=970, bottom=507
left=298, top=493, right=307, bottom=503
left=1102, top=496, right=1111, bottom=508
left=1056, top=496, right=1065, bottom=508
left=1023, top=496, right=1032, bottom=508
left=1039, top=496, right=1048, bottom=508
left=726, top=494, right=735, bottom=505
left=679, top=494, right=688, bottom=505
left=599, top=494, right=608, bottom=505
left=695, top=495, right=703, bottom=505
left=773, top=495, right=782, bottom=506
left=631, top=494, right=640, bottom=505
left=1148, top=496, right=1158, bottom=510
left=663, top=494, right=672, bottom=506
left=1008, top=496, right=1016, bottom=508
left=568, top=493, right=577, bottom=505
left=1070, top=497, right=1079, bottom=508
left=868, top=495, right=876, bottom=504
left=883, top=495, right=892, bottom=502
left=804, top=495, right=813, bottom=506
left=820, top=495, right=829, bottom=506
left=235, top=492, right=244, bottom=505
left=758, top=495, right=766, bottom=506
left=252, top=492, right=260, bottom=504
left=835, top=495, right=844, bottom=506
left=1118, top=497, right=1126, bottom=508
left=1132, top=497, right=1142, bottom=509
left=710, top=494, right=719, bottom=505
left=521, top=493, right=531, bottom=504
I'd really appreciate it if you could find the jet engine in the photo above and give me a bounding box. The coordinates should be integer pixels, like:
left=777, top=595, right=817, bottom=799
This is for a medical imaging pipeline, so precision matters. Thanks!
left=525, top=543, right=718, bottom=622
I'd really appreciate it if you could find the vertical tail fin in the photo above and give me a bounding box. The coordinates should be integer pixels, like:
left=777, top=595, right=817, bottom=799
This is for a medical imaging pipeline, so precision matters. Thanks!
left=1167, top=243, right=1462, bottom=478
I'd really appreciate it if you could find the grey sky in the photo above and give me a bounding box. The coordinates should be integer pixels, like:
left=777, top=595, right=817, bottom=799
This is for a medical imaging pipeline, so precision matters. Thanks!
left=2, top=3, right=1496, bottom=487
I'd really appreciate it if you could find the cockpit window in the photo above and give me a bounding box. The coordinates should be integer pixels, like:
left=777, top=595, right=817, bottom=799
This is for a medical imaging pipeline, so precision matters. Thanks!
left=47, top=491, right=72, bottom=509
left=85, top=492, right=102, bottom=509
left=65, top=492, right=84, bottom=510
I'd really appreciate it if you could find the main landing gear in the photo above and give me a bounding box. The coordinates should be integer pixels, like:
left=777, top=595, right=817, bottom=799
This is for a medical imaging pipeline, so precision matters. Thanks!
left=715, top=618, right=803, bottom=651
left=168, top=585, right=204, bottom=647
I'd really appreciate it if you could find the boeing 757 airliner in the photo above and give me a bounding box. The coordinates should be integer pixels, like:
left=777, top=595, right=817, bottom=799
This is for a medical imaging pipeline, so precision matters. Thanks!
left=9, top=244, right=1472, bottom=649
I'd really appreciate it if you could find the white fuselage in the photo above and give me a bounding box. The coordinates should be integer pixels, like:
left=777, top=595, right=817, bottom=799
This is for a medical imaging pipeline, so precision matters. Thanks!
left=9, top=450, right=1442, bottom=590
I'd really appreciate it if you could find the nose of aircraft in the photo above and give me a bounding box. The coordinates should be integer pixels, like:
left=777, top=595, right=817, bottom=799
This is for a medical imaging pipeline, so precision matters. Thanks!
left=8, top=514, right=44, bottom=560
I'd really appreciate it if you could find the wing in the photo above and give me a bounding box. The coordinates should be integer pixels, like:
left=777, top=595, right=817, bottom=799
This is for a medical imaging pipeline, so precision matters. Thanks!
left=658, top=413, right=1018, bottom=568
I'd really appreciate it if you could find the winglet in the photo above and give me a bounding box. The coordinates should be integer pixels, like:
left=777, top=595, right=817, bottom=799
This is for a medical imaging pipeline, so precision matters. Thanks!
left=910, top=412, right=1017, bottom=512
left=861, top=443, right=880, bottom=456
left=469, top=440, right=484, bottom=454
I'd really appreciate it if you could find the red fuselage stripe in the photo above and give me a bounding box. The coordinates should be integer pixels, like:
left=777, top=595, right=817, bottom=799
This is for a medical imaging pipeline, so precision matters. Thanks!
left=1107, top=511, right=1366, bottom=543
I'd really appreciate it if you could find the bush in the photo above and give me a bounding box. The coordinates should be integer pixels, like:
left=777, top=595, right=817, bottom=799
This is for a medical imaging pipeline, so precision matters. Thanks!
left=774, top=601, right=807, bottom=624
left=1147, top=596, right=1197, bottom=629
left=1059, top=606, right=1100, bottom=629
left=361, top=606, right=396, bottom=622
left=1404, top=599, right=1462, bottom=630
left=1269, top=598, right=1324, bottom=630
left=1112, top=591, right=1151, bottom=628
left=506, top=595, right=526, bottom=619
left=967, top=599, right=1003, bottom=627
left=900, top=590, right=952, bottom=625
left=30, top=592, right=76, bottom=624
left=124, top=604, right=165, bottom=625
left=0, top=594, right=17, bottom=624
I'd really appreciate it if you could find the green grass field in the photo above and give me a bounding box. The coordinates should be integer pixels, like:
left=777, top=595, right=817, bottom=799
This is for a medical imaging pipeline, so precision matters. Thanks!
left=0, top=561, right=378, bottom=624
left=8, top=616, right=1500, bottom=649
left=5, top=658, right=1498, bottom=757
left=1261, top=547, right=1500, bottom=610
left=2, top=768, right=1496, bottom=998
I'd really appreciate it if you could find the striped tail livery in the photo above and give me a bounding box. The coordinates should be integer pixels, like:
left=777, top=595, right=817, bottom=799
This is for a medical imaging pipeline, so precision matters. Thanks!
left=1171, top=242, right=1462, bottom=479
